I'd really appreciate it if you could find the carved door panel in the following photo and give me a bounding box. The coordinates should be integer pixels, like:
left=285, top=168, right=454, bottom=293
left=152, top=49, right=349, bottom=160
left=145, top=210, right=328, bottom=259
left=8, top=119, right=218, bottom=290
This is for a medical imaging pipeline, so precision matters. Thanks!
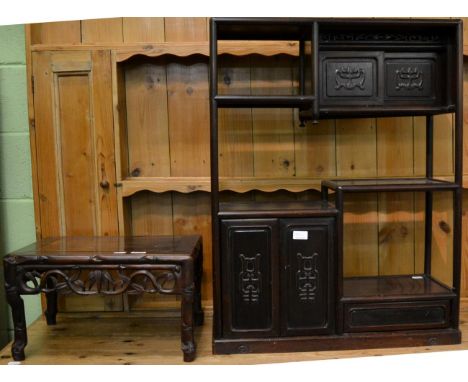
left=280, top=218, right=335, bottom=335
left=221, top=219, right=279, bottom=338
left=32, top=51, right=120, bottom=311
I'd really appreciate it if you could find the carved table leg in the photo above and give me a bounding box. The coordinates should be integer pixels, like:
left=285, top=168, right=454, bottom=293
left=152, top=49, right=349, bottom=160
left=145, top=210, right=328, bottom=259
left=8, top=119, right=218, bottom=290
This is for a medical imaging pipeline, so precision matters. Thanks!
left=4, top=261, right=28, bottom=361
left=44, top=278, right=57, bottom=325
left=181, top=282, right=196, bottom=362
left=194, top=242, right=204, bottom=326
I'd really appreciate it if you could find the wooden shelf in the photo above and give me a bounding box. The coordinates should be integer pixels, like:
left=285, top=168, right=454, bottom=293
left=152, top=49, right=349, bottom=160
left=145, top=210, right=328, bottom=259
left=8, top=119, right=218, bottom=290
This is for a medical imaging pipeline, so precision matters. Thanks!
left=322, top=178, right=458, bottom=193
left=218, top=200, right=338, bottom=218
left=342, top=275, right=455, bottom=302
left=120, top=177, right=210, bottom=196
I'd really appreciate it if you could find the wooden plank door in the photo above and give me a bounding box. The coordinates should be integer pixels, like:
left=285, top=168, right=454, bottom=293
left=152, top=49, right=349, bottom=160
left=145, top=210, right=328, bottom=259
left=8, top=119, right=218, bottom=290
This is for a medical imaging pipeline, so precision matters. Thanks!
left=32, top=50, right=120, bottom=311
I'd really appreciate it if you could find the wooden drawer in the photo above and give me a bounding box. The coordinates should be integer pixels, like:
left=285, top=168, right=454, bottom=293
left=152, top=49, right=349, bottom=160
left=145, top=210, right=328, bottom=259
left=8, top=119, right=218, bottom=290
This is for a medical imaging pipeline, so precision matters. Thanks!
left=384, top=53, right=440, bottom=104
left=320, top=51, right=383, bottom=105
left=343, top=300, right=451, bottom=333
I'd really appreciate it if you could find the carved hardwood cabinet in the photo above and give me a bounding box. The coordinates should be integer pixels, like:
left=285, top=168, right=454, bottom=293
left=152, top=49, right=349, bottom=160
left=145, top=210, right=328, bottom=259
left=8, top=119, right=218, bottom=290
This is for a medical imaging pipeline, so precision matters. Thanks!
left=209, top=18, right=463, bottom=354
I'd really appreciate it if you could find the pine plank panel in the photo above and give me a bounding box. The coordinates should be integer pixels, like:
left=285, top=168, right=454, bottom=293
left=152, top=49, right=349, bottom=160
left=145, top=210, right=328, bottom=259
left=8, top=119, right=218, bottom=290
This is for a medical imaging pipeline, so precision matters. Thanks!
left=431, top=192, right=454, bottom=287
left=343, top=194, right=379, bottom=277
left=123, top=18, right=165, bottom=42
left=124, top=61, right=171, bottom=178
left=173, top=192, right=212, bottom=302
left=218, top=56, right=253, bottom=177
left=164, top=18, right=208, bottom=41
left=1, top=306, right=468, bottom=364
left=30, top=21, right=81, bottom=45
left=413, top=116, right=426, bottom=177
left=166, top=58, right=210, bottom=177
left=337, top=118, right=378, bottom=276
left=90, top=50, right=119, bottom=236
left=377, top=193, right=415, bottom=275
left=376, top=118, right=415, bottom=275
left=413, top=192, right=426, bottom=274
left=433, top=113, right=454, bottom=176
left=81, top=18, right=123, bottom=44
left=251, top=56, right=295, bottom=177
left=336, top=118, right=377, bottom=178
left=32, top=51, right=61, bottom=237
left=295, top=119, right=336, bottom=178
left=130, top=192, right=174, bottom=235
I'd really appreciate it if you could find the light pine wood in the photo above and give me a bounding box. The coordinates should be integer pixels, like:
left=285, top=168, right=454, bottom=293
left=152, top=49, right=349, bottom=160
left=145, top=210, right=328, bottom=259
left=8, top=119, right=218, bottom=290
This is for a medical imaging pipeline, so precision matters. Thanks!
left=343, top=194, right=379, bottom=277
left=164, top=18, right=208, bottom=41
left=122, top=177, right=210, bottom=196
left=123, top=18, right=165, bottom=43
left=431, top=192, right=454, bottom=287
left=433, top=114, right=454, bottom=176
left=377, top=193, right=415, bottom=275
left=30, top=21, right=81, bottom=45
left=295, top=119, right=336, bottom=178
left=251, top=56, right=295, bottom=178
left=413, top=116, right=427, bottom=177
left=218, top=56, right=254, bottom=177
left=125, top=61, right=171, bottom=178
left=167, top=59, right=210, bottom=177
left=129, top=192, right=174, bottom=236
left=82, top=18, right=123, bottom=44
left=5, top=303, right=467, bottom=364
left=413, top=192, right=426, bottom=274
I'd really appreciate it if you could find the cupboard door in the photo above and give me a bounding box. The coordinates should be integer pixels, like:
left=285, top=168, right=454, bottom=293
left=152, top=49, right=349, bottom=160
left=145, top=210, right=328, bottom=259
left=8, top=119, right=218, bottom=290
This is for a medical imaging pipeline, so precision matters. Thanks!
left=280, top=218, right=335, bottom=335
left=221, top=219, right=279, bottom=338
left=32, top=50, right=118, bottom=238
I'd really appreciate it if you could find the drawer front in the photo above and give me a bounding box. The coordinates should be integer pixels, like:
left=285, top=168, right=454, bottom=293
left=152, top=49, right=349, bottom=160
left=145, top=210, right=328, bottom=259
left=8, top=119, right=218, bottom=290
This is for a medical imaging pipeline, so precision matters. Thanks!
left=221, top=219, right=279, bottom=338
left=320, top=52, right=382, bottom=105
left=343, top=300, right=451, bottom=333
left=384, top=53, right=439, bottom=102
left=280, top=218, right=335, bottom=335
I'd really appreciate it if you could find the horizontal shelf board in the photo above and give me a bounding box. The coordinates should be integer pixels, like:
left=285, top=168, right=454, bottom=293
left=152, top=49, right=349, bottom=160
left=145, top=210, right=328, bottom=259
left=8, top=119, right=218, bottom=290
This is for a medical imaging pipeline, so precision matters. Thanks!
left=218, top=200, right=338, bottom=218
left=314, top=105, right=456, bottom=118
left=121, top=177, right=211, bottom=196
left=322, top=178, right=459, bottom=192
left=215, top=95, right=315, bottom=108
left=111, top=41, right=300, bottom=62
left=342, top=275, right=455, bottom=302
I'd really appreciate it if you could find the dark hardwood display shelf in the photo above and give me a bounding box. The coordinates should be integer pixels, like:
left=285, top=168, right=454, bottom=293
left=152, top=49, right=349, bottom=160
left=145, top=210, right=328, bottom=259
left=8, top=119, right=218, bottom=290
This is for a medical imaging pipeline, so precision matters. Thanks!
left=322, top=178, right=458, bottom=193
left=219, top=200, right=338, bottom=218
left=210, top=17, right=463, bottom=355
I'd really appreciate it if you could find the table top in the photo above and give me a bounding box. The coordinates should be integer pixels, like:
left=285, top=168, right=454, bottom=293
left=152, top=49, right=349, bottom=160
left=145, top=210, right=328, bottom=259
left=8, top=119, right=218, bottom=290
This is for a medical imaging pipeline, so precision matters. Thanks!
left=4, top=236, right=202, bottom=265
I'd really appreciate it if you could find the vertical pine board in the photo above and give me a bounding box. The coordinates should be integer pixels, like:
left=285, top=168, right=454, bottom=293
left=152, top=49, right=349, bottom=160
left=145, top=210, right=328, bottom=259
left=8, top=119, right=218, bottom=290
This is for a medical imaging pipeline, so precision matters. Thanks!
left=433, top=113, right=454, bottom=176
left=57, top=74, right=97, bottom=235
left=431, top=192, right=453, bottom=286
left=337, top=118, right=378, bottom=276
left=91, top=50, right=119, bottom=236
left=377, top=193, right=415, bottom=275
left=130, top=192, right=174, bottom=235
left=377, top=117, right=413, bottom=177
left=218, top=56, right=253, bottom=177
left=413, top=192, right=426, bottom=274
left=81, top=18, right=123, bottom=44
left=294, top=119, right=336, bottom=178
left=125, top=62, right=170, bottom=177
left=336, top=118, right=377, bottom=178
left=166, top=59, right=210, bottom=176
left=32, top=52, right=61, bottom=237
left=164, top=18, right=208, bottom=41
left=343, top=194, right=379, bottom=277
left=461, top=190, right=468, bottom=297
left=123, top=18, right=165, bottom=42
left=251, top=56, right=295, bottom=177
left=30, top=21, right=81, bottom=45
left=413, top=116, right=426, bottom=177
left=173, top=193, right=212, bottom=302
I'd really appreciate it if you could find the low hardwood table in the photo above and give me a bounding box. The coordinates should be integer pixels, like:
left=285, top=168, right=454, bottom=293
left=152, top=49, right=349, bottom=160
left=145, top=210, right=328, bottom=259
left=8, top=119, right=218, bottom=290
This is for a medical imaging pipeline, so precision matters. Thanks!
left=3, top=235, right=204, bottom=362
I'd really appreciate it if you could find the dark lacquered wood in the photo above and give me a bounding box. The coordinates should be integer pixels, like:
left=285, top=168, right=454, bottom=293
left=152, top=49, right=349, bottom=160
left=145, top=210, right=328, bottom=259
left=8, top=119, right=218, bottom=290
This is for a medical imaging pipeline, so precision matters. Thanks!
left=218, top=200, right=338, bottom=219
left=280, top=218, right=334, bottom=336
left=3, top=235, right=203, bottom=362
left=210, top=17, right=462, bottom=355
left=221, top=219, right=279, bottom=338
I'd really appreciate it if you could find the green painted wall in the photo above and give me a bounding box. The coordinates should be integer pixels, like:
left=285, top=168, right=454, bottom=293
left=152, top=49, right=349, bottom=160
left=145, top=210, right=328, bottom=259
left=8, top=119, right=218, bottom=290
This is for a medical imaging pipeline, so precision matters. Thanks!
left=0, top=24, right=41, bottom=350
